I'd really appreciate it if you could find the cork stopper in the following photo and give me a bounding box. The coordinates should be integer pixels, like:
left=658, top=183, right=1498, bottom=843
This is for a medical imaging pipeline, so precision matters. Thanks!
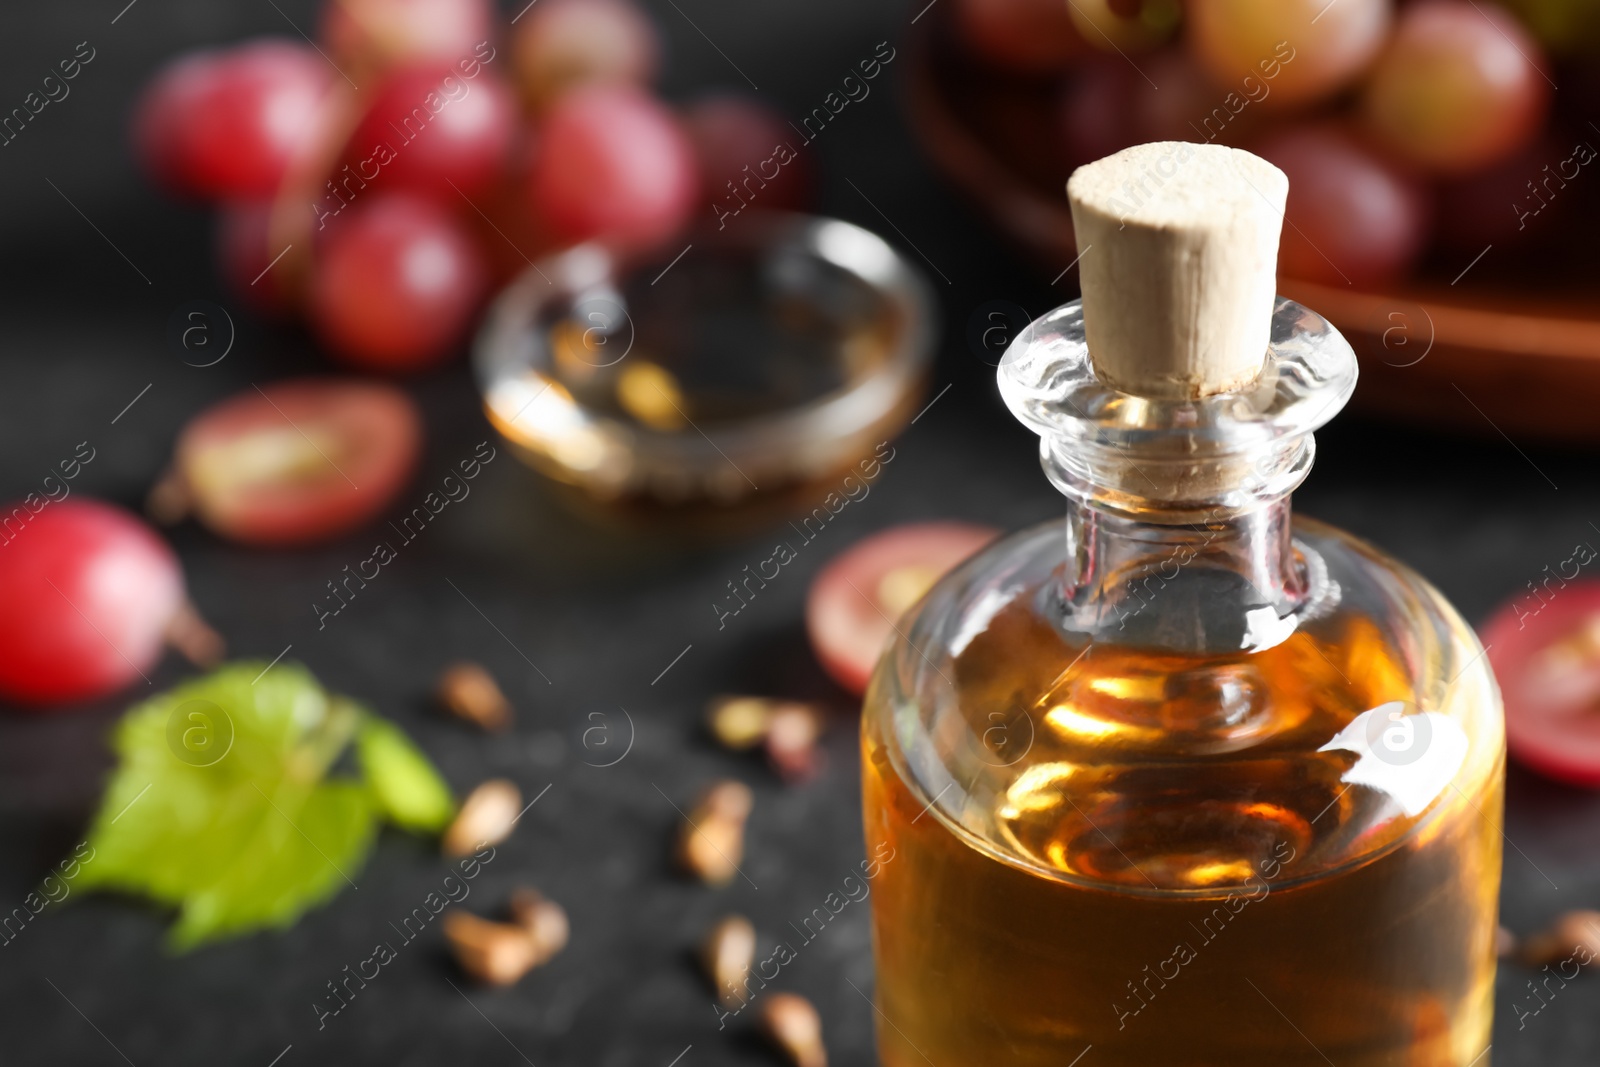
left=1067, top=142, right=1288, bottom=400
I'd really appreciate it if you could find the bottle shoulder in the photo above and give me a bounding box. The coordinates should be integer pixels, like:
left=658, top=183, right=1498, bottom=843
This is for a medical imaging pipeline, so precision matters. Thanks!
left=865, top=514, right=1504, bottom=895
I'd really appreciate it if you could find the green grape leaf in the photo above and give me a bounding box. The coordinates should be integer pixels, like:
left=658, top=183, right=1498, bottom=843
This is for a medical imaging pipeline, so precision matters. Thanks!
left=357, top=714, right=456, bottom=833
left=74, top=662, right=449, bottom=950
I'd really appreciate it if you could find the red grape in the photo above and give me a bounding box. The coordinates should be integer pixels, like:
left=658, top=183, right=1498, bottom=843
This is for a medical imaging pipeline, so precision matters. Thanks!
left=0, top=500, right=187, bottom=706
left=1059, top=52, right=1223, bottom=168
left=807, top=523, right=1001, bottom=696
left=341, top=63, right=517, bottom=200
left=310, top=195, right=489, bottom=372
left=528, top=85, right=700, bottom=251
left=954, top=0, right=1086, bottom=74
left=1482, top=580, right=1600, bottom=787
left=462, top=171, right=564, bottom=284
left=1362, top=0, right=1552, bottom=173
left=162, top=379, right=422, bottom=547
left=1066, top=0, right=1180, bottom=55
left=683, top=95, right=813, bottom=218
left=321, top=0, right=494, bottom=81
left=1188, top=0, right=1389, bottom=111
left=512, top=0, right=658, bottom=109
left=1135, top=48, right=1274, bottom=147
left=1255, top=126, right=1432, bottom=288
left=136, top=40, right=333, bottom=200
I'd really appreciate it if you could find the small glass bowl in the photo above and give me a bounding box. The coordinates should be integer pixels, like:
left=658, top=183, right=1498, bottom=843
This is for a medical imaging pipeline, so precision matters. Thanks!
left=473, top=212, right=936, bottom=534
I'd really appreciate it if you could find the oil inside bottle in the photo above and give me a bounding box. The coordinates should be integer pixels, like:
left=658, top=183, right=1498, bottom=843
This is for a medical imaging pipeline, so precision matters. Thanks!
left=863, top=559, right=1502, bottom=1067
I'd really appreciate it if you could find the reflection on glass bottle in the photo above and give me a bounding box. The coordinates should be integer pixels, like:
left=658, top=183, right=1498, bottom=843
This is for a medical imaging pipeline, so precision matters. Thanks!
left=861, top=143, right=1503, bottom=1067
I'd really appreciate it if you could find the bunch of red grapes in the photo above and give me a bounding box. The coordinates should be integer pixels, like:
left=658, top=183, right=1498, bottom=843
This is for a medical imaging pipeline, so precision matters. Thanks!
left=135, top=0, right=812, bottom=372
left=956, top=0, right=1593, bottom=288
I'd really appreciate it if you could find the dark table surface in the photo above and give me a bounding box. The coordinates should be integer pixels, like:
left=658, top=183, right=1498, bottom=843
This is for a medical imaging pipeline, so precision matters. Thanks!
left=2, top=1, right=1599, bottom=1064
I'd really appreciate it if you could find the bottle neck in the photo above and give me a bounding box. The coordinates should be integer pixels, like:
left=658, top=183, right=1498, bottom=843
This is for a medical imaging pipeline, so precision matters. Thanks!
left=1055, top=491, right=1309, bottom=655
left=996, top=296, right=1359, bottom=653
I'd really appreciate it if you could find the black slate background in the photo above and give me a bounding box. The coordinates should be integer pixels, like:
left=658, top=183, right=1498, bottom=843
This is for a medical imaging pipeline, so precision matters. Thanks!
left=1, top=1, right=1598, bottom=1064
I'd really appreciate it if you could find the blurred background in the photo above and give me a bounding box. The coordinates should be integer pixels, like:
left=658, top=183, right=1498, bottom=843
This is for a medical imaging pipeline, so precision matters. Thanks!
left=1, top=0, right=1599, bottom=1063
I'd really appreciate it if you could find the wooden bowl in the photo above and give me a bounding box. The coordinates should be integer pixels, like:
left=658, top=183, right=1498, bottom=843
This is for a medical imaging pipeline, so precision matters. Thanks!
left=904, top=13, right=1600, bottom=442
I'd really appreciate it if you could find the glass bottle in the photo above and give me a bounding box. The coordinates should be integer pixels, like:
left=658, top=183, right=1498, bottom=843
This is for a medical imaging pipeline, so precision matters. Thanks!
left=861, top=143, right=1504, bottom=1067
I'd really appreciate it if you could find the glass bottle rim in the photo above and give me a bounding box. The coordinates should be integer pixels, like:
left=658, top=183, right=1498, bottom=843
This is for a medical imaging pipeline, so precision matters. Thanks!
left=997, top=296, right=1359, bottom=459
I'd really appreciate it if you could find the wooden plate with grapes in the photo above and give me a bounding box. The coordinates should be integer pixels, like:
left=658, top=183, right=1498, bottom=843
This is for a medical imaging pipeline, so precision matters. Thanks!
left=907, top=0, right=1600, bottom=441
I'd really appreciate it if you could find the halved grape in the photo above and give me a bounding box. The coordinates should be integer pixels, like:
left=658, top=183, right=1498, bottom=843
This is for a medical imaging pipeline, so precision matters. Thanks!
left=1483, top=580, right=1600, bottom=787
left=158, top=379, right=421, bottom=547
left=808, top=522, right=1001, bottom=696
